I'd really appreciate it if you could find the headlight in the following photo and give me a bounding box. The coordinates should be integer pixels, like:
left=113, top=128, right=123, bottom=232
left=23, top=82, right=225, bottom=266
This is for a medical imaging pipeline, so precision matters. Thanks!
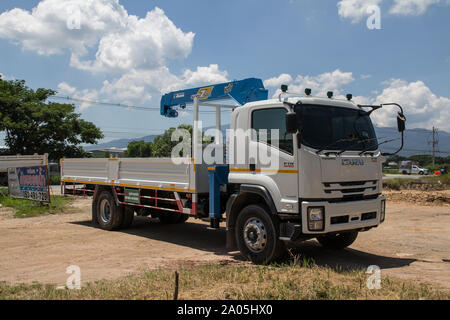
left=380, top=199, right=386, bottom=223
left=308, top=207, right=325, bottom=231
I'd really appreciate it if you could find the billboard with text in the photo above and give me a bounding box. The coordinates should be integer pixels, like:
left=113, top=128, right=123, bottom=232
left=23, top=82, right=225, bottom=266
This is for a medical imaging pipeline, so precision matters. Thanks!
left=8, top=166, right=50, bottom=203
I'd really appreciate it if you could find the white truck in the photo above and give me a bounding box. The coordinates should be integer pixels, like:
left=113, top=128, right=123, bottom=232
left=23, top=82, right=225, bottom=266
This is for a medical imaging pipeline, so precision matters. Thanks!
left=61, top=78, right=406, bottom=264
left=399, top=161, right=429, bottom=175
left=0, top=154, right=48, bottom=186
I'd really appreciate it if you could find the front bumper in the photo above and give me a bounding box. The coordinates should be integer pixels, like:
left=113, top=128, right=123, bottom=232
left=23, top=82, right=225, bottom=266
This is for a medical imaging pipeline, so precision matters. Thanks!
left=300, top=195, right=385, bottom=235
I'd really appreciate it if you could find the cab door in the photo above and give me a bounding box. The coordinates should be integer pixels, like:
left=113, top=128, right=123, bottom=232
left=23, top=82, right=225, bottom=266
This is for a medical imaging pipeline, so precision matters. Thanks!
left=248, top=106, right=299, bottom=214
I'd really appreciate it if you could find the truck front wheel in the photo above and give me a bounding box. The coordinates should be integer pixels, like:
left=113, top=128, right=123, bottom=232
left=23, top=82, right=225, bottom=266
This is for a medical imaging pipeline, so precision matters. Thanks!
left=316, top=231, right=358, bottom=250
left=235, top=205, right=285, bottom=264
left=96, top=191, right=124, bottom=231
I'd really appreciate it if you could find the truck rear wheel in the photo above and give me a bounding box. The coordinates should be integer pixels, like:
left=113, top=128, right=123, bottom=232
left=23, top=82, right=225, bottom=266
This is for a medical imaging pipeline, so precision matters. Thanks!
left=96, top=191, right=124, bottom=231
left=316, top=231, right=358, bottom=250
left=235, top=204, right=285, bottom=264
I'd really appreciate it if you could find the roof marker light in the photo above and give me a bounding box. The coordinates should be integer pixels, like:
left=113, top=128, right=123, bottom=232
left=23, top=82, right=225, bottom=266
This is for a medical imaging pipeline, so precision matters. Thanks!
left=346, top=94, right=353, bottom=101
left=305, top=88, right=312, bottom=96
left=281, top=85, right=288, bottom=93
left=327, top=91, right=334, bottom=99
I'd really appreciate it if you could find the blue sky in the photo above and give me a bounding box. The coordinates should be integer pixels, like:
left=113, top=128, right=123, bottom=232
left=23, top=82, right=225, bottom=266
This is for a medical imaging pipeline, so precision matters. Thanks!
left=1, top=0, right=449, bottom=144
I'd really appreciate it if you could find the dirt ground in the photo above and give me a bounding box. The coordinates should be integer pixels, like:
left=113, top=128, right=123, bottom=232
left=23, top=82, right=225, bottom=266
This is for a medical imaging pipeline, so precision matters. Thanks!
left=0, top=192, right=449, bottom=291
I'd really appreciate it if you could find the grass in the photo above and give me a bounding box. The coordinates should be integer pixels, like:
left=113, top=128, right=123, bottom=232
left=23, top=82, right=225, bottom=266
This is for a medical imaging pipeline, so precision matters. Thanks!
left=49, top=175, right=61, bottom=186
left=0, top=258, right=448, bottom=300
left=0, top=190, right=74, bottom=218
left=382, top=169, right=400, bottom=175
left=383, top=174, right=450, bottom=190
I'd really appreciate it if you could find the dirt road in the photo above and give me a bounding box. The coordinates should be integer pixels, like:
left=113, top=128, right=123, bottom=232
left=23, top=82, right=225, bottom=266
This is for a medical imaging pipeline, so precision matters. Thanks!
left=0, top=197, right=449, bottom=290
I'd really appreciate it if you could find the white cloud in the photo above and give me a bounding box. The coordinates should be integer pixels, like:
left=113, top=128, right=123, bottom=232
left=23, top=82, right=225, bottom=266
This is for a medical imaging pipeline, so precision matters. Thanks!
left=57, top=82, right=99, bottom=110
left=57, top=82, right=77, bottom=96
left=372, top=79, right=450, bottom=130
left=70, top=7, right=194, bottom=73
left=337, top=0, right=383, bottom=23
left=0, top=0, right=128, bottom=56
left=266, top=69, right=355, bottom=98
left=182, top=64, right=229, bottom=87
left=0, top=1, right=231, bottom=110
left=337, top=0, right=449, bottom=22
left=264, top=74, right=293, bottom=88
left=265, top=70, right=450, bottom=131
left=0, top=1, right=194, bottom=74
left=390, top=0, right=443, bottom=15
left=100, top=64, right=229, bottom=105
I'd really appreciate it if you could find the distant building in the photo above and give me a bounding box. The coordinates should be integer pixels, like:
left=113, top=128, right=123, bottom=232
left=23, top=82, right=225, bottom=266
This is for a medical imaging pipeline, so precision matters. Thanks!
left=88, top=147, right=127, bottom=158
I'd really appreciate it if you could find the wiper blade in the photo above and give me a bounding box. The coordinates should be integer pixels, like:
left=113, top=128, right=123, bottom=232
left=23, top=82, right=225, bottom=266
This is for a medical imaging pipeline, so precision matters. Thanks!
left=358, top=138, right=399, bottom=156
left=316, top=137, right=357, bottom=154
left=337, top=137, right=383, bottom=155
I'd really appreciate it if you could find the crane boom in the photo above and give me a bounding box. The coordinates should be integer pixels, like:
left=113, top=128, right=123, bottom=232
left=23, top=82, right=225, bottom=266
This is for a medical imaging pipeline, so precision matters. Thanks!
left=160, top=78, right=268, bottom=118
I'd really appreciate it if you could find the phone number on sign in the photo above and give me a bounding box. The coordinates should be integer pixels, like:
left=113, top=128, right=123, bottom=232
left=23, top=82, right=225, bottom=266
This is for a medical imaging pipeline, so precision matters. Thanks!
left=22, top=190, right=49, bottom=202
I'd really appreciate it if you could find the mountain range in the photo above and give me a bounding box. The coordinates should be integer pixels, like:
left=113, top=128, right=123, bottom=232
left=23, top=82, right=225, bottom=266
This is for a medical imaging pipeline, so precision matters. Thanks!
left=85, top=127, right=450, bottom=158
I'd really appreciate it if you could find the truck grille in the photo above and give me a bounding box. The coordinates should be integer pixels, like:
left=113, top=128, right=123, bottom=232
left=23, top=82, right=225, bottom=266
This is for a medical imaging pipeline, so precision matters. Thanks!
left=323, top=180, right=378, bottom=197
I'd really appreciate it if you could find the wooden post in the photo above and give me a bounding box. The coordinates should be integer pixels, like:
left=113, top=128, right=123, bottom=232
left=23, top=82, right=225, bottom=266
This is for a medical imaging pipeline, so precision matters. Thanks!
left=173, top=271, right=179, bottom=300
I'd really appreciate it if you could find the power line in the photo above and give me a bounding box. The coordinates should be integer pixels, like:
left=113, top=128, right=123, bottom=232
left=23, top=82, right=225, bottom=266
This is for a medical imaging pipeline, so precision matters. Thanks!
left=49, top=95, right=232, bottom=114
left=50, top=95, right=159, bottom=111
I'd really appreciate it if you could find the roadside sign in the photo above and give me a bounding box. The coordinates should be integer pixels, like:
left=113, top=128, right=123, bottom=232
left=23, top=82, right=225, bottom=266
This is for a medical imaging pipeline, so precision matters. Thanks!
left=7, top=166, right=50, bottom=203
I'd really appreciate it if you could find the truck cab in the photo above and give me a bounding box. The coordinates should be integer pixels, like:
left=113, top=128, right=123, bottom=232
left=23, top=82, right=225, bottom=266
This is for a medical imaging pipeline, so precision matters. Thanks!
left=225, top=95, right=395, bottom=263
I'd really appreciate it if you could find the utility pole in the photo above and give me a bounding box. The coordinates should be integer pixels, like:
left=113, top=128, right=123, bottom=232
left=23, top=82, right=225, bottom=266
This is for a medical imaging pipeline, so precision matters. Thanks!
left=431, top=127, right=438, bottom=166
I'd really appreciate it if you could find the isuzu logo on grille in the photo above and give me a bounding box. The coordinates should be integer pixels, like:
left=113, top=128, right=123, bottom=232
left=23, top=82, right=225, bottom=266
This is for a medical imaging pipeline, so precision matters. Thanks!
left=342, top=159, right=365, bottom=166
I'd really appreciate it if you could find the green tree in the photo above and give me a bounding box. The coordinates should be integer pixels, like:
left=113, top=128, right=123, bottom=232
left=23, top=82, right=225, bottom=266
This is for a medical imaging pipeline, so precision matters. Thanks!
left=0, top=79, right=103, bottom=160
left=151, top=124, right=212, bottom=158
left=126, top=140, right=153, bottom=157
left=408, top=155, right=433, bottom=166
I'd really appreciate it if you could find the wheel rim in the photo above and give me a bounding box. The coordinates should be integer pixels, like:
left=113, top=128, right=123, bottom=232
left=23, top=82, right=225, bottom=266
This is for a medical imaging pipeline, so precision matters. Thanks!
left=100, top=199, right=112, bottom=223
left=243, top=218, right=267, bottom=253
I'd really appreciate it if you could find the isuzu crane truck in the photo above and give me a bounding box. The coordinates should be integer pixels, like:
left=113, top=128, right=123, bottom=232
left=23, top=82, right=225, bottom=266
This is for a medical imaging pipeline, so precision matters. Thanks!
left=61, top=78, right=406, bottom=264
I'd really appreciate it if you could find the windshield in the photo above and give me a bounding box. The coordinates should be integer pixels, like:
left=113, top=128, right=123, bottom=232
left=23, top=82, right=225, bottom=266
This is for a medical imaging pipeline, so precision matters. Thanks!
left=295, top=104, right=378, bottom=152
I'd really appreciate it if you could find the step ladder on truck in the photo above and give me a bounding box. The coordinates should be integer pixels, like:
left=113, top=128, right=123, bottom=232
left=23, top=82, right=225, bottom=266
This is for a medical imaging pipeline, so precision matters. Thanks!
left=61, top=78, right=406, bottom=264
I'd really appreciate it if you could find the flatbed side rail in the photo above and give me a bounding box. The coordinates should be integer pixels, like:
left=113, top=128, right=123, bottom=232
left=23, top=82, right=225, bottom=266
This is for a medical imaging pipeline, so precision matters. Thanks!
left=63, top=181, right=197, bottom=216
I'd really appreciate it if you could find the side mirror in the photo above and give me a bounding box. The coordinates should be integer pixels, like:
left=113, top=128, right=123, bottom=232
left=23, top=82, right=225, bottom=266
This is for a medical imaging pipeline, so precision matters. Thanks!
left=397, top=113, right=406, bottom=132
left=285, top=112, right=298, bottom=134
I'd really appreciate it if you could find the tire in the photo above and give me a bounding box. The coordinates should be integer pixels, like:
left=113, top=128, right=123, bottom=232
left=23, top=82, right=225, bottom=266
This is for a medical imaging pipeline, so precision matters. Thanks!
left=96, top=191, right=124, bottom=231
left=121, top=207, right=135, bottom=229
left=92, top=198, right=99, bottom=226
left=419, top=171, right=424, bottom=175
left=316, top=231, right=358, bottom=250
left=235, top=204, right=285, bottom=264
left=177, top=214, right=190, bottom=223
left=159, top=212, right=189, bottom=224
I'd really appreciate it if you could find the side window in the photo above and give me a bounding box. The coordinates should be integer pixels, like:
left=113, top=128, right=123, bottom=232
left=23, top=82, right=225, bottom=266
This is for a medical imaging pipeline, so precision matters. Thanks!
left=252, top=108, right=293, bottom=155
